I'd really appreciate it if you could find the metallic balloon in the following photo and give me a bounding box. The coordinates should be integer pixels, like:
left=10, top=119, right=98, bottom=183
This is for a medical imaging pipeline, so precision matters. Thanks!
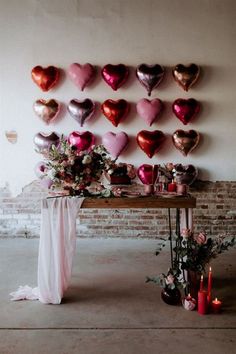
left=33, top=132, right=60, bottom=154
left=172, top=64, right=200, bottom=91
left=31, top=66, right=60, bottom=92
left=101, top=64, right=129, bottom=91
left=101, top=99, right=130, bottom=127
left=137, top=164, right=159, bottom=185
left=174, top=164, right=198, bottom=185
left=136, top=98, right=163, bottom=126
left=68, top=63, right=96, bottom=91
left=136, top=130, right=166, bottom=158
left=172, top=130, right=200, bottom=156
left=102, top=131, right=129, bottom=158
left=136, top=64, right=165, bottom=96
left=68, top=131, right=95, bottom=151
left=172, top=98, right=200, bottom=125
left=33, top=99, right=61, bottom=124
left=67, top=99, right=96, bottom=127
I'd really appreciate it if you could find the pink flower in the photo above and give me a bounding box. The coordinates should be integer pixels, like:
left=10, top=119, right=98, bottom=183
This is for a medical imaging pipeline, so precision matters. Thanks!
left=181, top=228, right=192, bottom=239
left=165, top=274, right=175, bottom=285
left=165, top=162, right=174, bottom=171
left=195, top=232, right=207, bottom=245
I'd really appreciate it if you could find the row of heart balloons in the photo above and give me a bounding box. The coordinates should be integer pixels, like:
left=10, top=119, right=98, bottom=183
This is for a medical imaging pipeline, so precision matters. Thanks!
left=34, top=129, right=200, bottom=159
left=33, top=97, right=200, bottom=126
left=31, top=63, right=200, bottom=96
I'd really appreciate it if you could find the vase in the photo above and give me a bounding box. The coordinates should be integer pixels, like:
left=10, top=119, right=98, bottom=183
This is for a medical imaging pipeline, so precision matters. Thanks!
left=187, top=270, right=200, bottom=300
left=161, top=287, right=181, bottom=305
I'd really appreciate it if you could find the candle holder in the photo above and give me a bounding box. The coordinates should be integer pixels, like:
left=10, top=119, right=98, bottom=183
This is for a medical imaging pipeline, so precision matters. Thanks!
left=211, top=298, right=222, bottom=313
left=144, top=184, right=154, bottom=195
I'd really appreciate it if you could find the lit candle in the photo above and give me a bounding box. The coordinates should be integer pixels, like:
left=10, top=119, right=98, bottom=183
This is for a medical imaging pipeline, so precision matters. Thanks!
left=200, top=274, right=204, bottom=291
left=207, top=267, right=212, bottom=303
left=211, top=298, right=222, bottom=313
left=198, top=290, right=208, bottom=315
left=182, top=293, right=196, bottom=311
left=168, top=180, right=177, bottom=192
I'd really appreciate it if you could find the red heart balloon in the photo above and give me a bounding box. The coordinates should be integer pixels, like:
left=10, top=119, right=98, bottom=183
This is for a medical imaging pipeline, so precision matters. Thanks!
left=172, top=98, right=200, bottom=125
left=172, top=130, right=200, bottom=156
left=101, top=64, right=129, bottom=91
left=136, top=130, right=166, bottom=158
left=101, top=99, right=130, bottom=127
left=31, top=66, right=60, bottom=92
left=172, top=64, right=200, bottom=91
left=137, top=164, right=159, bottom=185
left=68, top=131, right=95, bottom=151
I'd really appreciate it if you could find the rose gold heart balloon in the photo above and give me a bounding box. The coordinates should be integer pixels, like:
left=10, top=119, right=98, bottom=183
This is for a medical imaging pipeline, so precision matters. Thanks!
left=172, top=130, right=200, bottom=156
left=136, top=130, right=166, bottom=158
left=31, top=66, right=60, bottom=92
left=101, top=99, right=130, bottom=127
left=33, top=99, right=61, bottom=124
left=33, top=132, right=60, bottom=154
left=68, top=131, right=95, bottom=151
left=136, top=64, right=165, bottom=96
left=172, top=64, right=200, bottom=91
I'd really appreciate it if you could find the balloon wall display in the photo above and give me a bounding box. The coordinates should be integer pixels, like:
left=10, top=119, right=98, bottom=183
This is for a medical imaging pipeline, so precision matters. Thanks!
left=101, top=64, right=129, bottom=91
left=67, top=99, right=95, bottom=127
left=137, top=164, right=159, bottom=185
left=68, top=63, right=96, bottom=91
left=136, top=64, right=165, bottom=96
left=31, top=66, right=60, bottom=92
left=136, top=130, right=166, bottom=158
left=172, top=98, right=200, bottom=125
left=102, top=131, right=129, bottom=158
left=33, top=132, right=60, bottom=154
left=172, top=64, right=200, bottom=91
left=101, top=99, right=130, bottom=127
left=68, top=131, right=95, bottom=151
left=33, top=99, right=61, bottom=124
left=174, top=164, right=198, bottom=185
left=136, top=98, right=163, bottom=126
left=172, top=129, right=200, bottom=156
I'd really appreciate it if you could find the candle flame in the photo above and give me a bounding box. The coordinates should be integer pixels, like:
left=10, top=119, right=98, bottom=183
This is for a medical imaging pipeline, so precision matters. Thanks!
left=188, top=293, right=191, bottom=297
left=209, top=266, right=212, bottom=272
left=215, top=298, right=218, bottom=302
left=201, top=275, right=203, bottom=280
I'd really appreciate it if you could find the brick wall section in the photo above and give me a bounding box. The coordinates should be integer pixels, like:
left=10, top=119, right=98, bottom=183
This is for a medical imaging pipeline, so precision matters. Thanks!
left=0, top=180, right=236, bottom=238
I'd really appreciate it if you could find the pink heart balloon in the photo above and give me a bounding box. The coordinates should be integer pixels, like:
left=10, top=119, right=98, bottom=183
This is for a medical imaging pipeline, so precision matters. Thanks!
left=40, top=177, right=53, bottom=189
left=68, top=63, right=96, bottom=91
left=137, top=164, right=159, bottom=185
left=101, top=64, right=129, bottom=91
left=68, top=131, right=95, bottom=151
left=102, top=131, right=129, bottom=158
left=33, top=132, right=60, bottom=154
left=136, top=98, right=163, bottom=126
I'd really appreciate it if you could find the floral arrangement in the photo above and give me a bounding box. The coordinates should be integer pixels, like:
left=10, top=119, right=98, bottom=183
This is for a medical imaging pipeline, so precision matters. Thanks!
left=39, top=137, right=113, bottom=195
left=105, top=162, right=136, bottom=185
left=158, top=163, right=198, bottom=186
left=147, top=230, right=236, bottom=291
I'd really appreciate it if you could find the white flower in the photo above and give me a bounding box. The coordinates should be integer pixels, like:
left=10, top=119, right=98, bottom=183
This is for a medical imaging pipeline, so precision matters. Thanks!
left=82, top=155, right=92, bottom=164
left=108, top=169, right=114, bottom=175
left=47, top=169, right=56, bottom=179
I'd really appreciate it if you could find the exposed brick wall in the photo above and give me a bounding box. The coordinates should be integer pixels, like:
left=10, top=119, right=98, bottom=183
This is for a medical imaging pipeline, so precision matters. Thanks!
left=0, top=180, right=236, bottom=238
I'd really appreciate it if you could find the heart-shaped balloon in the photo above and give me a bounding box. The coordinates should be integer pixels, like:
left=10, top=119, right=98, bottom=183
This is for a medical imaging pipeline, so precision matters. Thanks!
left=33, top=99, right=61, bottom=124
left=174, top=164, right=198, bottom=185
left=101, top=99, right=130, bottom=127
left=172, top=130, right=200, bottom=156
left=136, top=130, right=166, bottom=158
left=33, top=132, right=60, bottom=154
left=137, top=164, right=159, bottom=185
left=34, top=161, right=47, bottom=178
left=136, top=64, right=165, bottom=96
left=67, top=99, right=95, bottom=127
left=101, top=64, right=129, bottom=91
left=172, top=98, right=200, bottom=125
left=31, top=66, right=60, bottom=92
left=68, top=63, right=96, bottom=91
left=102, top=131, right=129, bottom=158
left=172, top=64, right=200, bottom=91
left=68, top=131, right=95, bottom=151
left=136, top=98, right=163, bottom=126
left=40, top=177, right=53, bottom=189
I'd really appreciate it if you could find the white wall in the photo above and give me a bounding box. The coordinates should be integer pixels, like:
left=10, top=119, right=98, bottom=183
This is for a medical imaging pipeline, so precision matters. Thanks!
left=0, top=0, right=236, bottom=195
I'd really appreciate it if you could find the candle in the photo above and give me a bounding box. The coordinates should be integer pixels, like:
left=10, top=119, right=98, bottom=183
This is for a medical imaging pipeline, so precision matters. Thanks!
left=200, top=274, right=204, bottom=291
left=168, top=180, right=177, bottom=192
left=207, top=267, right=212, bottom=303
left=144, top=184, right=154, bottom=195
left=176, top=183, right=187, bottom=195
left=182, top=293, right=196, bottom=311
left=211, top=298, right=222, bottom=313
left=198, top=290, right=208, bottom=315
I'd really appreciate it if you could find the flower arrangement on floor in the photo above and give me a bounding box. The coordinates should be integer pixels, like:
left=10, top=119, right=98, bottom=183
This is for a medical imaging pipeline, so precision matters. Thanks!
left=37, top=136, right=114, bottom=196
left=146, top=230, right=236, bottom=305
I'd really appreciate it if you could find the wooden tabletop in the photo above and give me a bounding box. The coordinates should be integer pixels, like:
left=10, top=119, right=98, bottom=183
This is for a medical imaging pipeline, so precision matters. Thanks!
left=81, top=195, right=196, bottom=209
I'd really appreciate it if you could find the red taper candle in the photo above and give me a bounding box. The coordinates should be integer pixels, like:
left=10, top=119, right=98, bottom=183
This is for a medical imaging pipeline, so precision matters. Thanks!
left=207, top=267, right=212, bottom=303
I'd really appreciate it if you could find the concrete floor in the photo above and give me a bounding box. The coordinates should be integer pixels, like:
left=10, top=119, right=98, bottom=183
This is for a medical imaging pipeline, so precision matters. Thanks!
left=0, top=238, right=235, bottom=354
